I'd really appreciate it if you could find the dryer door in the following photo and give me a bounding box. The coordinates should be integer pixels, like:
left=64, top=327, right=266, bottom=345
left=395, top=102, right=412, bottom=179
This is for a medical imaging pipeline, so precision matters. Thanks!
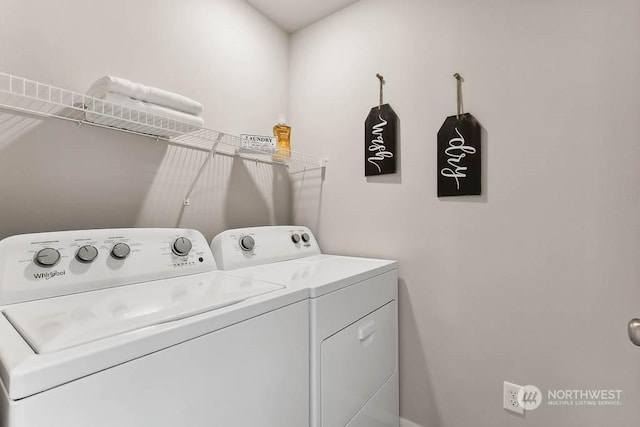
left=321, top=301, right=397, bottom=427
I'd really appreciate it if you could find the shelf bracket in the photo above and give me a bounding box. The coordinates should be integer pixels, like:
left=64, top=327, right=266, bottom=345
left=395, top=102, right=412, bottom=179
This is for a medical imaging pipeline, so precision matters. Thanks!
left=183, top=134, right=223, bottom=206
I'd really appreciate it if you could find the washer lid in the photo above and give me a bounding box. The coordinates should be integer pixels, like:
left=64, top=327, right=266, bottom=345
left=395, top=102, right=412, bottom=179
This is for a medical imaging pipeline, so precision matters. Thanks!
left=3, top=274, right=283, bottom=354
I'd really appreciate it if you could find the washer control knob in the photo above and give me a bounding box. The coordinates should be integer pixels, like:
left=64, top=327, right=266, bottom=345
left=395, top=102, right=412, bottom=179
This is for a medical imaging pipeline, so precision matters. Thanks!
left=76, top=245, right=99, bottom=263
left=301, top=233, right=310, bottom=243
left=111, top=243, right=131, bottom=259
left=239, top=236, right=255, bottom=252
left=172, top=237, right=192, bottom=256
left=291, top=234, right=301, bottom=244
left=35, top=248, right=61, bottom=267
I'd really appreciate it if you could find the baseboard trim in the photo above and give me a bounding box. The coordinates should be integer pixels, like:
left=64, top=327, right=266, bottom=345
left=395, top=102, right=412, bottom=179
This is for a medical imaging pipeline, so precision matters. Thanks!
left=400, top=418, right=423, bottom=427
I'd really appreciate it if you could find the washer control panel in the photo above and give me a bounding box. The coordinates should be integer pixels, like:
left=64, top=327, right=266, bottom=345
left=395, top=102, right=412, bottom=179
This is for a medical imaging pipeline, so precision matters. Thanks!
left=211, top=225, right=321, bottom=270
left=0, top=228, right=216, bottom=305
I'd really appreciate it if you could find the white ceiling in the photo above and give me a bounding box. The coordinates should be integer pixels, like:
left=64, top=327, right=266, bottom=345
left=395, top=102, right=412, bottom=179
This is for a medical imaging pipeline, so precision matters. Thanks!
left=245, top=0, right=361, bottom=33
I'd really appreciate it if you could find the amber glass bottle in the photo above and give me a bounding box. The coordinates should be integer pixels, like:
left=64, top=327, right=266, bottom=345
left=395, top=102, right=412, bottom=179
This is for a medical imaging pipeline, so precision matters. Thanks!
left=273, top=119, right=291, bottom=161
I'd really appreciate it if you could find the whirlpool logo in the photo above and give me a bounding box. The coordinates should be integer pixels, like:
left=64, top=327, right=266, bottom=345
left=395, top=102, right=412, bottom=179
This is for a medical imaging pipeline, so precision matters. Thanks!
left=33, top=270, right=66, bottom=280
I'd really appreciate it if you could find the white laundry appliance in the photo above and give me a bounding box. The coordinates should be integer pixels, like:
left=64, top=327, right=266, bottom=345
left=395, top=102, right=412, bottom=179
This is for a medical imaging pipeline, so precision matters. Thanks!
left=211, top=226, right=399, bottom=427
left=0, top=228, right=309, bottom=427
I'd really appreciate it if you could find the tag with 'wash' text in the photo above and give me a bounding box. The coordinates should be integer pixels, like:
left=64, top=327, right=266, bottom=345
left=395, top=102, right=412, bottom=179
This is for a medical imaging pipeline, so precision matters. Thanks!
left=364, top=104, right=398, bottom=176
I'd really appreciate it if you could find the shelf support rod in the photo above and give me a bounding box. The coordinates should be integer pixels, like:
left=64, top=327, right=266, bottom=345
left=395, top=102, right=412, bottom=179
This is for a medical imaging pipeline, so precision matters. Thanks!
left=183, top=134, right=223, bottom=206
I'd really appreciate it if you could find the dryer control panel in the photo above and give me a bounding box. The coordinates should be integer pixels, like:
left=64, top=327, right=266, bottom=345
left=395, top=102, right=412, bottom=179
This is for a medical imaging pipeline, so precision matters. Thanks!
left=211, top=226, right=321, bottom=270
left=0, top=228, right=216, bottom=305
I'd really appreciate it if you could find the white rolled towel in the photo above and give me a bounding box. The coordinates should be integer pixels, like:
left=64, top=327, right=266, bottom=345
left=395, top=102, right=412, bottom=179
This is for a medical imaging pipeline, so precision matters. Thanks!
left=86, top=76, right=203, bottom=116
left=85, top=93, right=204, bottom=137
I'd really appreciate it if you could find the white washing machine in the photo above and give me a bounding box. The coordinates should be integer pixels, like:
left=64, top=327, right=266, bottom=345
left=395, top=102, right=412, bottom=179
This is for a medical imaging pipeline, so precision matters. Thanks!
left=0, top=228, right=309, bottom=427
left=211, top=226, right=399, bottom=427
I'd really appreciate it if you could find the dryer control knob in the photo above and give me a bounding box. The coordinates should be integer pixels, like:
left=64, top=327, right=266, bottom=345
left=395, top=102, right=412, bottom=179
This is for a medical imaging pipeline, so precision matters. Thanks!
left=239, top=236, right=255, bottom=252
left=111, top=243, right=131, bottom=259
left=301, top=233, right=310, bottom=243
left=172, top=237, right=192, bottom=256
left=291, top=234, right=301, bottom=244
left=76, top=245, right=99, bottom=263
left=35, top=248, right=61, bottom=267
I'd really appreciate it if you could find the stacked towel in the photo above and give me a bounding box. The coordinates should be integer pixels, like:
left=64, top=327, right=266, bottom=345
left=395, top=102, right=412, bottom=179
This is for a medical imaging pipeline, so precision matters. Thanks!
left=85, top=76, right=204, bottom=137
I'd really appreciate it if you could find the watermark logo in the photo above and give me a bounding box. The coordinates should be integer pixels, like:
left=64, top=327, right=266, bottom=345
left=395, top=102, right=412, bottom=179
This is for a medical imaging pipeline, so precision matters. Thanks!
left=518, top=385, right=542, bottom=410
left=515, top=385, right=623, bottom=410
left=547, top=389, right=622, bottom=407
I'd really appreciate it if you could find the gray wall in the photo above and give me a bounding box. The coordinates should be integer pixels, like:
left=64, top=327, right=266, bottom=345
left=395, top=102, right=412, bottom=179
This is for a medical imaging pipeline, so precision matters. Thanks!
left=3, top=0, right=640, bottom=426
left=0, top=0, right=292, bottom=240
left=289, top=0, right=640, bottom=425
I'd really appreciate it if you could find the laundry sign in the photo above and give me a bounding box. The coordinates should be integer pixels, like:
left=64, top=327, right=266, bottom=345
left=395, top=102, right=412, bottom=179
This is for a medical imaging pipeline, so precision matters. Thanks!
left=240, top=134, right=276, bottom=153
left=365, top=74, right=397, bottom=176
left=365, top=104, right=397, bottom=176
left=437, top=73, right=481, bottom=196
left=437, top=113, right=481, bottom=196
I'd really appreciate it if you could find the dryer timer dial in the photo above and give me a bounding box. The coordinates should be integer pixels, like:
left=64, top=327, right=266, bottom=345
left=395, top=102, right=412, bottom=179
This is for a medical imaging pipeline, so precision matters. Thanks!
left=239, top=236, right=255, bottom=252
left=172, top=237, right=193, bottom=256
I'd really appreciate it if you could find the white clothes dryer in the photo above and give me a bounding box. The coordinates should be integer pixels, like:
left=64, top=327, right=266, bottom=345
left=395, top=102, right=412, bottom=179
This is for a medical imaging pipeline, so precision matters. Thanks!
left=0, top=228, right=309, bottom=427
left=211, top=225, right=399, bottom=427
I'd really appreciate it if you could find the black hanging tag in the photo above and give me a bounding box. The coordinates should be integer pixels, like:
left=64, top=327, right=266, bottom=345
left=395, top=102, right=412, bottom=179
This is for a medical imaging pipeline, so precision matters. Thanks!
left=437, top=113, right=481, bottom=196
left=365, top=103, right=397, bottom=176
left=365, top=74, right=397, bottom=176
left=437, top=73, right=482, bottom=196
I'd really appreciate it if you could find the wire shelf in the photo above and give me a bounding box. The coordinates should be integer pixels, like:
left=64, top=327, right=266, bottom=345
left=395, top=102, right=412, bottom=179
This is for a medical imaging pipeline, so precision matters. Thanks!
left=0, top=72, right=327, bottom=172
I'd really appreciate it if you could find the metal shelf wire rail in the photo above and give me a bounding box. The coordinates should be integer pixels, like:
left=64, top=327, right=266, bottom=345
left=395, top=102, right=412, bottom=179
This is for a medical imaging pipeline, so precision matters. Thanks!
left=0, top=72, right=326, bottom=172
